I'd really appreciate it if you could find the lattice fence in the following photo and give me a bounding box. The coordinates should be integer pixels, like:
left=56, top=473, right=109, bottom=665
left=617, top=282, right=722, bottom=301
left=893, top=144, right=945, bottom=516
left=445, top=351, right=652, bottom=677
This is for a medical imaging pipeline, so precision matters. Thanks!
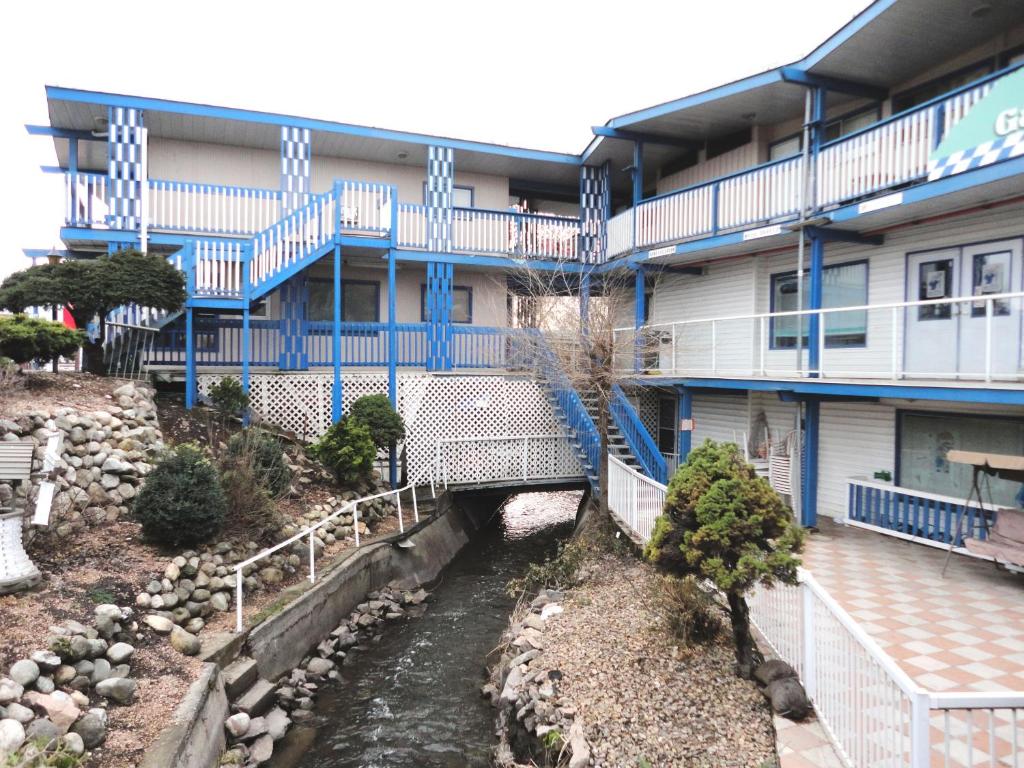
left=195, top=372, right=582, bottom=485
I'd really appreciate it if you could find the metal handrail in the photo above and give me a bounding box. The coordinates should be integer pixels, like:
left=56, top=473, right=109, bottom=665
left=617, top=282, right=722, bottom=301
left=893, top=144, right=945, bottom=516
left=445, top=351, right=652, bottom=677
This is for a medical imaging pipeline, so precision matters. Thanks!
left=233, top=480, right=421, bottom=632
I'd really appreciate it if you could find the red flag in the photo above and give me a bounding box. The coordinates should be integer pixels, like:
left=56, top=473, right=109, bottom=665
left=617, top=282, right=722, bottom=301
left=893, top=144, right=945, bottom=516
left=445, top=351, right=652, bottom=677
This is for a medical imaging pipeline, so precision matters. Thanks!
left=62, top=307, right=76, bottom=329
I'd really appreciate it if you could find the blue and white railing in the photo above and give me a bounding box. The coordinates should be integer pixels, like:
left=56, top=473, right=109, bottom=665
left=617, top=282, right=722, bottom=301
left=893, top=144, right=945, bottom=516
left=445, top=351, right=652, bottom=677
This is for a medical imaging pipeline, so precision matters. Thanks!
left=452, top=207, right=580, bottom=260
left=147, top=180, right=281, bottom=236
left=845, top=476, right=1000, bottom=549
left=64, top=172, right=109, bottom=228
left=610, top=384, right=668, bottom=484
left=607, top=62, right=1024, bottom=260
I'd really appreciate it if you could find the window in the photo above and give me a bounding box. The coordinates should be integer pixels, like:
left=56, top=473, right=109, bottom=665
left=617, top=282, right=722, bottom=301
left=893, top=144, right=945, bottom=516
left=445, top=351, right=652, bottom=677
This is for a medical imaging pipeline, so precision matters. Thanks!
left=893, top=62, right=992, bottom=113
left=770, top=261, right=868, bottom=348
left=249, top=300, right=269, bottom=319
left=898, top=412, right=1024, bottom=507
left=306, top=280, right=379, bottom=323
left=916, top=258, right=953, bottom=320
left=970, top=251, right=1012, bottom=317
left=768, top=106, right=880, bottom=159
left=420, top=285, right=472, bottom=324
left=422, top=183, right=474, bottom=210
left=657, top=398, right=677, bottom=455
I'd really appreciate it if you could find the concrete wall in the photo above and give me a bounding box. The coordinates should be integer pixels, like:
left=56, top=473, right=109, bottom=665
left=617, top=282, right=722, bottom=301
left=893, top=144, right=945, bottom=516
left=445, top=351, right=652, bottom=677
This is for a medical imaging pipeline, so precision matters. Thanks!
left=246, top=494, right=475, bottom=681
left=139, top=663, right=229, bottom=768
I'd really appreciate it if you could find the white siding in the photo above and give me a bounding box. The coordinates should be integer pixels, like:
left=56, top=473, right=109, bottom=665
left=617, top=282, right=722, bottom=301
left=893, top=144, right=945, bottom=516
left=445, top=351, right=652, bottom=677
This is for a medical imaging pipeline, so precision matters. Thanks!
left=817, top=401, right=897, bottom=520
left=652, top=257, right=757, bottom=375
left=692, top=393, right=748, bottom=447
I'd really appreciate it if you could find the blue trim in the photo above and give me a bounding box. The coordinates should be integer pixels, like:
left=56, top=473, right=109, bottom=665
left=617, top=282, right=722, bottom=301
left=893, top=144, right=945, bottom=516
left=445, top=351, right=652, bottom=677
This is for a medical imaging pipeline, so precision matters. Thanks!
left=394, top=249, right=586, bottom=272
left=44, top=86, right=581, bottom=166
left=678, top=387, right=693, bottom=462
left=807, top=234, right=824, bottom=375
left=779, top=67, right=887, bottom=101
left=608, top=69, right=784, bottom=129
left=801, top=399, right=820, bottom=527
left=644, top=376, right=1024, bottom=406
left=591, top=126, right=695, bottom=149
left=25, top=124, right=104, bottom=141
left=241, top=246, right=252, bottom=400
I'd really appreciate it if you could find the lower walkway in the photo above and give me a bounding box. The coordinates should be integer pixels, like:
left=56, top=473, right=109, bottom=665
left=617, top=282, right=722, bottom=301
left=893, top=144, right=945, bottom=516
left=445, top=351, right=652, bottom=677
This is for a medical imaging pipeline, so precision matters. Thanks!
left=778, top=518, right=1024, bottom=767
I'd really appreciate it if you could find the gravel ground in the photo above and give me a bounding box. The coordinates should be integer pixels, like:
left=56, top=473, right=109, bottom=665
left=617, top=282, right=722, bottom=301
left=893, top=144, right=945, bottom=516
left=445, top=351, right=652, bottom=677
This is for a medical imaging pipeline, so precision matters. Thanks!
left=542, top=552, right=777, bottom=768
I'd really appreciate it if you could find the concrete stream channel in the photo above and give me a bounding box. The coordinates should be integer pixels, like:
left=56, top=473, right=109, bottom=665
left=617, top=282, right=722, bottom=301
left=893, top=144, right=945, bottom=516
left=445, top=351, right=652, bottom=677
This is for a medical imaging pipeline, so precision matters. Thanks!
left=145, top=488, right=580, bottom=768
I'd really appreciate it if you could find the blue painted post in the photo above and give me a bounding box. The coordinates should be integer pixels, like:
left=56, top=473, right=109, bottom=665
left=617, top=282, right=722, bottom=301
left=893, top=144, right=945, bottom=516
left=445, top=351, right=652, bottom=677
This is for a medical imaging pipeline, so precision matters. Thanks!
left=677, top=387, right=693, bottom=463
left=279, top=276, right=309, bottom=370
left=711, top=184, right=720, bottom=236
left=241, top=245, right=251, bottom=424
left=634, top=267, right=646, bottom=372
left=807, top=234, right=824, bottom=377
left=184, top=241, right=196, bottom=409
left=631, top=141, right=643, bottom=251
left=387, top=189, right=398, bottom=486
left=331, top=244, right=342, bottom=422
left=68, top=139, right=79, bottom=225
left=579, top=271, right=591, bottom=331
left=801, top=398, right=820, bottom=528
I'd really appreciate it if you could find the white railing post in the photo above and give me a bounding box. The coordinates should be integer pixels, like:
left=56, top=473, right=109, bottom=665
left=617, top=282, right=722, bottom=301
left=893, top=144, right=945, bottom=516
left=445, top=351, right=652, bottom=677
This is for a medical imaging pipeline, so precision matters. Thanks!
left=308, top=530, right=315, bottom=583
left=817, top=311, right=825, bottom=378
left=396, top=491, right=404, bottom=534
left=711, top=320, right=717, bottom=374
left=522, top=436, right=529, bottom=481
left=234, top=567, right=243, bottom=633
left=353, top=502, right=360, bottom=547
left=984, top=298, right=993, bottom=382
left=801, top=579, right=817, bottom=702
left=909, top=691, right=932, bottom=768
left=412, top=487, right=419, bottom=523
left=759, top=316, right=766, bottom=377
left=671, top=324, right=677, bottom=374
left=891, top=306, right=900, bottom=380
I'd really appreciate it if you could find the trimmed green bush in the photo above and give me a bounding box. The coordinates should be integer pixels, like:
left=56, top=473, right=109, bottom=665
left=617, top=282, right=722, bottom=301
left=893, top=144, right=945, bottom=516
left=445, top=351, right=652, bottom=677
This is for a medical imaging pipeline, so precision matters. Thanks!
left=0, top=314, right=84, bottom=363
left=135, top=444, right=226, bottom=548
left=644, top=439, right=804, bottom=676
left=348, top=394, right=405, bottom=450
left=309, top=417, right=376, bottom=486
left=226, top=428, right=292, bottom=496
left=208, top=377, right=249, bottom=417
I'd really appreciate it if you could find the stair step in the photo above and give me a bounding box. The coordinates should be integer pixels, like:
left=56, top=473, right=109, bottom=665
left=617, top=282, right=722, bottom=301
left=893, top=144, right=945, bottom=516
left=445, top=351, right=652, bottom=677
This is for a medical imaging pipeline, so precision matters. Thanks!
left=234, top=678, right=276, bottom=716
left=223, top=657, right=259, bottom=701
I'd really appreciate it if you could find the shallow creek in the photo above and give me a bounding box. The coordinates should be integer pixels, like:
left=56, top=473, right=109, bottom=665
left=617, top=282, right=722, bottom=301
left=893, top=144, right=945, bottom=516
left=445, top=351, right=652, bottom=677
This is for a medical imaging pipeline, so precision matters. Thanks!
left=268, top=490, right=579, bottom=768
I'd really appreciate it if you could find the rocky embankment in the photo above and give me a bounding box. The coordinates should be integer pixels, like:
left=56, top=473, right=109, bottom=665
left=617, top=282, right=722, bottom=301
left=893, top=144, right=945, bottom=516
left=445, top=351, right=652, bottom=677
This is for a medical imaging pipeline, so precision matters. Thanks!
left=488, top=552, right=777, bottom=768
left=219, top=584, right=429, bottom=767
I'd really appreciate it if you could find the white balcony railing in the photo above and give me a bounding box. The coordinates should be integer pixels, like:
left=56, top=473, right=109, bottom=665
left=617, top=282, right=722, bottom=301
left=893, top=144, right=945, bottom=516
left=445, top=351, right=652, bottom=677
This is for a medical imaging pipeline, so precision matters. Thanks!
left=606, top=62, right=1022, bottom=261
left=147, top=180, right=281, bottom=236
left=64, top=172, right=109, bottom=228
left=615, top=291, right=1024, bottom=383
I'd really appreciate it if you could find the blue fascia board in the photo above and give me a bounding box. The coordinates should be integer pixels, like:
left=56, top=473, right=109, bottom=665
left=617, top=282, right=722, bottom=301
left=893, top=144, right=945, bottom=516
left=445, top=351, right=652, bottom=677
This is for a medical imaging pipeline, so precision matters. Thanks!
left=794, top=0, right=899, bottom=72
left=395, top=250, right=586, bottom=273
left=607, top=69, right=784, bottom=130
left=25, top=124, right=102, bottom=141
left=631, top=376, right=1024, bottom=406
left=779, top=67, right=888, bottom=101
left=187, top=297, right=244, bottom=310
left=44, top=86, right=581, bottom=166
left=59, top=228, right=249, bottom=249
left=22, top=248, right=70, bottom=259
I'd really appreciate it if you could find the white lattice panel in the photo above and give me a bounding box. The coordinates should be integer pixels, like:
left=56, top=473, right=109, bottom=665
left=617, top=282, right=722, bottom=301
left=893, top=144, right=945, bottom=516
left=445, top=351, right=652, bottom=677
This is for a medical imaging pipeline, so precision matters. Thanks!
left=198, top=372, right=583, bottom=484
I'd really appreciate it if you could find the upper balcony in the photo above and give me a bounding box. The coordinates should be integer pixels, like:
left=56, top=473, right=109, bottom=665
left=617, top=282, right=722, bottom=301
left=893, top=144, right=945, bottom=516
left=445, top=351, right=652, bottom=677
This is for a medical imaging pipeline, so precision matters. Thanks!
left=63, top=174, right=584, bottom=264
left=606, top=62, right=1024, bottom=262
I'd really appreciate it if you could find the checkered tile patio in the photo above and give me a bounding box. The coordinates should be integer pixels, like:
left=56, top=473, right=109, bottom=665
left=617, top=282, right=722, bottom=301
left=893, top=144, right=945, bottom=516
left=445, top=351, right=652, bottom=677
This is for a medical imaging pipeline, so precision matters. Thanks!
left=776, top=518, right=1024, bottom=767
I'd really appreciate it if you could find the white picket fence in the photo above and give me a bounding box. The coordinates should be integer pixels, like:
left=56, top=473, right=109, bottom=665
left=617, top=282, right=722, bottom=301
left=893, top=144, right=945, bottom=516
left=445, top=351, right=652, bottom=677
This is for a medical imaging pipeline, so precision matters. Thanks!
left=606, top=454, right=1024, bottom=768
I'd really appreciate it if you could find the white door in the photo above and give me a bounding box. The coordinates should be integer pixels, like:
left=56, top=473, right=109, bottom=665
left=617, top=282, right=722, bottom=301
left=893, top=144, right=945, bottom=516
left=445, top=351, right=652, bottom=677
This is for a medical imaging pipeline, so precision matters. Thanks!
left=957, top=240, right=1022, bottom=377
left=904, top=241, right=1023, bottom=378
left=904, top=248, right=960, bottom=376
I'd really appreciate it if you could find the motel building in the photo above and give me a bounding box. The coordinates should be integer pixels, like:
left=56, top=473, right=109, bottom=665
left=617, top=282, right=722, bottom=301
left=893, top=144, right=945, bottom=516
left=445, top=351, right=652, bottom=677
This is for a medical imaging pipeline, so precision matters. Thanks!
left=23, top=1, right=1024, bottom=763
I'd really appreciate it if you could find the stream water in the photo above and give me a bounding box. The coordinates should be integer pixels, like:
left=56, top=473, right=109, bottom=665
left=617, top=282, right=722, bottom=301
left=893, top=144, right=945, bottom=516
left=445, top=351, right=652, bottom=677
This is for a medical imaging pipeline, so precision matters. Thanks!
left=268, top=490, right=579, bottom=768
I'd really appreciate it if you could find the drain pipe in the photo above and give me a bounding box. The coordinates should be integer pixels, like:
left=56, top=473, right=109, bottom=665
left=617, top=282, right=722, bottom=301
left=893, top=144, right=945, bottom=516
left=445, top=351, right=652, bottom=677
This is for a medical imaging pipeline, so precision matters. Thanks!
left=795, top=88, right=813, bottom=376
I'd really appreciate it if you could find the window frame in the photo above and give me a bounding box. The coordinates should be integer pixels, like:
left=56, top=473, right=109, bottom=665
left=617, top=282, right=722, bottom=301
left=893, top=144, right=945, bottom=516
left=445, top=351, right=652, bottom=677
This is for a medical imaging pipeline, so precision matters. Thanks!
left=420, top=284, right=473, bottom=324
left=768, top=259, right=870, bottom=350
left=306, top=278, right=381, bottom=325
left=421, top=182, right=475, bottom=211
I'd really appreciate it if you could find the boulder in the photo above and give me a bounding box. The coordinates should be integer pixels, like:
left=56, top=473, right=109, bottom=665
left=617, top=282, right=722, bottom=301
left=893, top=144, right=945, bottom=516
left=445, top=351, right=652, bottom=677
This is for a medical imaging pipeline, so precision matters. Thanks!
left=224, top=712, right=251, bottom=738
left=754, top=659, right=799, bottom=687
left=95, top=677, right=136, bottom=705
left=766, top=677, right=811, bottom=720
left=0, top=718, right=26, bottom=758
left=23, top=691, right=80, bottom=734
left=106, top=642, right=135, bottom=665
left=169, top=627, right=200, bottom=656
left=62, top=731, right=85, bottom=755
left=144, top=615, right=175, bottom=635
left=71, top=711, right=107, bottom=748
left=0, top=679, right=24, bottom=706
left=8, top=660, right=39, bottom=688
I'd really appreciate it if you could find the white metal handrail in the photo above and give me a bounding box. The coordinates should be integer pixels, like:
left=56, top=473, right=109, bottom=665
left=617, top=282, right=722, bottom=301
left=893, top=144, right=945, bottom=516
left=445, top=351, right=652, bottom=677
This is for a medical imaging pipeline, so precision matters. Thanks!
left=432, top=434, right=580, bottom=489
left=615, top=290, right=1024, bottom=382
left=607, top=453, right=667, bottom=542
left=233, top=480, right=420, bottom=632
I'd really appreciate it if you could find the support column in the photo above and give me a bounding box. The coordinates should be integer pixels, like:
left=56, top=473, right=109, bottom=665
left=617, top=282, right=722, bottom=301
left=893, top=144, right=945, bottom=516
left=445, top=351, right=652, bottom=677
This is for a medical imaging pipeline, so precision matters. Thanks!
left=580, top=163, right=611, bottom=263
left=279, top=276, right=308, bottom=370
left=68, top=139, right=79, bottom=225
left=280, top=126, right=311, bottom=214
left=426, top=262, right=453, bottom=371
left=579, top=271, right=591, bottom=331
left=331, top=244, right=343, bottom=422
left=634, top=267, right=646, bottom=372
left=631, top=141, right=644, bottom=249
left=107, top=106, right=144, bottom=231
left=801, top=398, right=820, bottom=528
left=677, top=387, right=693, bottom=462
left=185, top=307, right=196, bottom=409
left=807, top=234, right=824, bottom=377
left=241, top=245, right=252, bottom=423
left=387, top=247, right=398, bottom=486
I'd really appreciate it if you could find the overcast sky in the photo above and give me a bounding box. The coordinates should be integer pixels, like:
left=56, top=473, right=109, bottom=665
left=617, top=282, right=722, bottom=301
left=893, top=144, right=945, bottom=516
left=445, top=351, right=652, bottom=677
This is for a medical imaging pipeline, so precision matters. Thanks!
left=0, top=0, right=871, bottom=277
